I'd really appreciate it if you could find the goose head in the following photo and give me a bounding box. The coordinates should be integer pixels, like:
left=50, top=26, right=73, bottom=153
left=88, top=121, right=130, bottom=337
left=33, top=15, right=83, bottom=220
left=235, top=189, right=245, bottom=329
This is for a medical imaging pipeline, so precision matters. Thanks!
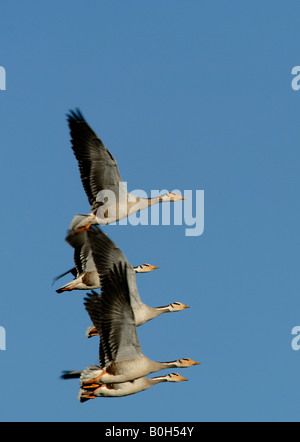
left=166, top=373, right=188, bottom=382
left=161, top=192, right=185, bottom=202
left=134, top=264, right=160, bottom=273
left=175, top=358, right=201, bottom=368
left=169, top=302, right=190, bottom=312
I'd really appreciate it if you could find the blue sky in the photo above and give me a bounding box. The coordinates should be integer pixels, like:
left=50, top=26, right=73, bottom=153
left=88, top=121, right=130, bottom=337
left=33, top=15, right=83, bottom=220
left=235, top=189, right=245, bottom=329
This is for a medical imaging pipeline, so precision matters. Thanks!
left=0, top=0, right=300, bottom=422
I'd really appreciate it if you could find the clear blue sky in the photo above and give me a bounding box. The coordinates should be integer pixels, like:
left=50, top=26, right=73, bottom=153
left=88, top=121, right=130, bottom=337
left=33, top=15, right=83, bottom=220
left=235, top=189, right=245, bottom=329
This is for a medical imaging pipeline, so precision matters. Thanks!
left=0, top=0, right=300, bottom=422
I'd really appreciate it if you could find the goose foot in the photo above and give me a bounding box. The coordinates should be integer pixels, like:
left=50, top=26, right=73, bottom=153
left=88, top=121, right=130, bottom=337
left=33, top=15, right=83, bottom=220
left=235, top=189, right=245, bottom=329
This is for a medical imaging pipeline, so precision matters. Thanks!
left=75, top=222, right=92, bottom=234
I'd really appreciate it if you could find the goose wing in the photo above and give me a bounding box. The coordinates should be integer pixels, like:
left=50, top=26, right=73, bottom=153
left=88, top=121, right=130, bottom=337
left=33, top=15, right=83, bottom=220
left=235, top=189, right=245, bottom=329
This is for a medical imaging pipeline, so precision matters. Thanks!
left=52, top=231, right=90, bottom=284
left=67, top=109, right=124, bottom=207
left=84, top=263, right=143, bottom=365
left=84, top=290, right=110, bottom=368
left=87, top=227, right=143, bottom=307
left=66, top=230, right=96, bottom=274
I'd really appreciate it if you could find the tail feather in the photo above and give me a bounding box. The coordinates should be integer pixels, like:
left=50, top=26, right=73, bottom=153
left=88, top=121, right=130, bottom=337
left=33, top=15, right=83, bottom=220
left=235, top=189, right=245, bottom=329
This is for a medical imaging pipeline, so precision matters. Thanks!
left=52, top=268, right=77, bottom=286
left=56, top=282, right=74, bottom=294
left=56, top=276, right=82, bottom=294
left=78, top=388, right=95, bottom=403
left=80, top=365, right=103, bottom=386
left=69, top=214, right=95, bottom=231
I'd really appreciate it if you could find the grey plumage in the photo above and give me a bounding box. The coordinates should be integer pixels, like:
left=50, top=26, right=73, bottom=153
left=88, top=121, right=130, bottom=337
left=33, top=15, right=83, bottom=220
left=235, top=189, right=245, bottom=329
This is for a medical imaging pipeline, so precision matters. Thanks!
left=87, top=227, right=144, bottom=309
left=67, top=109, right=125, bottom=208
left=84, top=263, right=143, bottom=368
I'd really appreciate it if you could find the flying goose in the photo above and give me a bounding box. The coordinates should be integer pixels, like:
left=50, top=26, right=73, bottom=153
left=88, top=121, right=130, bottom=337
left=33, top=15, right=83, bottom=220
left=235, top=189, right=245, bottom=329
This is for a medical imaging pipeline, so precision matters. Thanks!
left=84, top=227, right=189, bottom=334
left=67, top=109, right=184, bottom=233
left=55, top=230, right=158, bottom=293
left=78, top=263, right=199, bottom=388
left=78, top=373, right=188, bottom=401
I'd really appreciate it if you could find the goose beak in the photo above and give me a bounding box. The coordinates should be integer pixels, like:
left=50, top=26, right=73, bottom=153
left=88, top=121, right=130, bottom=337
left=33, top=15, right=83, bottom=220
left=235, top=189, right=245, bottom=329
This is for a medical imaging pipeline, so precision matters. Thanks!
left=169, top=193, right=185, bottom=202
left=180, top=376, right=189, bottom=381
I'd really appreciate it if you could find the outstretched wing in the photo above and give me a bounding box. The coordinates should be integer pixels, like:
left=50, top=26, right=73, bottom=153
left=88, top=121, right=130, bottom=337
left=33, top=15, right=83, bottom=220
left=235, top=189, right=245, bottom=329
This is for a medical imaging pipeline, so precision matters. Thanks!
left=87, top=227, right=143, bottom=307
left=65, top=230, right=95, bottom=274
left=67, top=109, right=124, bottom=206
left=84, top=263, right=143, bottom=366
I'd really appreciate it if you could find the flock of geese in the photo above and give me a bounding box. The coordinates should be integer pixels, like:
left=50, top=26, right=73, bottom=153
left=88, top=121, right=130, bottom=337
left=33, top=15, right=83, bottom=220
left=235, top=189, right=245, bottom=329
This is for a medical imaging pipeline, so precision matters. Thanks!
left=56, top=109, right=200, bottom=401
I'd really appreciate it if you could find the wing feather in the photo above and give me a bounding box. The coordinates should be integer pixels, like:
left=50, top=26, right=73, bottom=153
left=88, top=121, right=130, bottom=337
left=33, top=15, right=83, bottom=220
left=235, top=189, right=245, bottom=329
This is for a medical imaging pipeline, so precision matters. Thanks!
left=67, top=109, right=124, bottom=206
left=87, top=227, right=143, bottom=307
left=84, top=263, right=143, bottom=365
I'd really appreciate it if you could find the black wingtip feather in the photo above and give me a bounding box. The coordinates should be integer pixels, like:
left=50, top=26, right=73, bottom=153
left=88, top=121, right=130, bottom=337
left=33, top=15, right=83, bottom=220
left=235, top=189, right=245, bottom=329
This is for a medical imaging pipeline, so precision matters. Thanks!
left=66, top=108, right=85, bottom=123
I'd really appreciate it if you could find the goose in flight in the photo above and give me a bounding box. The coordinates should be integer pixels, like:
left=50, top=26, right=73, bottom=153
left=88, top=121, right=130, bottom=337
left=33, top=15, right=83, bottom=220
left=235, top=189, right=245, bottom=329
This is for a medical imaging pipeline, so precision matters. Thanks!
left=55, top=230, right=158, bottom=293
left=84, top=227, right=189, bottom=334
left=77, top=373, right=188, bottom=401
left=78, top=263, right=199, bottom=388
left=67, top=109, right=185, bottom=233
